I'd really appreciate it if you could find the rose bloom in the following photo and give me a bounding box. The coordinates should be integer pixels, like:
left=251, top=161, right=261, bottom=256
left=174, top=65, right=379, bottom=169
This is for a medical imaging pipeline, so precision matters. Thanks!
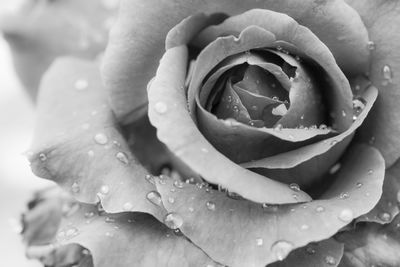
left=3, top=0, right=400, bottom=266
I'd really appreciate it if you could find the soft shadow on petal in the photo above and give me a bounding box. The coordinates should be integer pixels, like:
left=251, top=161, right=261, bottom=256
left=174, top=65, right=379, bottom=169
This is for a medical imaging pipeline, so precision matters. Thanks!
left=345, top=0, right=400, bottom=167
left=103, top=0, right=368, bottom=123
left=268, top=239, right=344, bottom=267
left=28, top=57, right=165, bottom=219
left=336, top=214, right=400, bottom=267
left=155, top=144, right=384, bottom=267
left=148, top=45, right=311, bottom=204
left=0, top=0, right=115, bottom=99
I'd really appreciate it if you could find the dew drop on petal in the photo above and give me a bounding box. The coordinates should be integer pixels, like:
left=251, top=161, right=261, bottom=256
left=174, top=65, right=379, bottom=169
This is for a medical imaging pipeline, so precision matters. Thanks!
left=65, top=227, right=79, bottom=238
left=338, top=209, right=353, bottom=222
left=168, top=197, right=175, bottom=204
left=39, top=153, right=47, bottom=161
left=367, top=41, right=376, bottom=50
left=74, top=79, right=88, bottom=90
left=368, top=169, right=373, bottom=175
left=145, top=174, right=155, bottom=185
left=289, top=183, right=300, bottom=192
left=329, top=163, right=341, bottom=175
left=339, top=192, right=350, bottom=199
left=173, top=180, right=184, bottom=189
left=123, top=202, right=133, bottom=211
left=325, top=255, right=336, bottom=265
left=256, top=238, right=264, bottom=246
left=84, top=212, right=95, bottom=219
left=71, top=182, right=80, bottom=193
left=164, top=213, right=183, bottom=229
left=305, top=246, right=316, bottom=255
left=382, top=65, right=393, bottom=83
left=206, top=201, right=216, bottom=211
left=94, top=133, right=108, bottom=145
left=316, top=206, right=325, bottom=213
left=271, top=240, right=294, bottom=261
left=116, top=152, right=129, bottom=164
left=154, top=102, right=168, bottom=114
left=330, top=140, right=338, bottom=146
left=378, top=212, right=391, bottom=222
left=100, top=185, right=109, bottom=195
left=356, top=182, right=363, bottom=188
left=146, top=191, right=162, bottom=206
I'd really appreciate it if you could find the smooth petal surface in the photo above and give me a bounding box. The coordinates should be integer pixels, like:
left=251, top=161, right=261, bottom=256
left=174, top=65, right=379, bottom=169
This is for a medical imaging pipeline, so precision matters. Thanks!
left=346, top=0, right=400, bottom=167
left=155, top=144, right=384, bottom=267
left=148, top=45, right=311, bottom=204
left=0, top=0, right=116, bottom=99
left=268, top=239, right=344, bottom=267
left=336, top=214, right=400, bottom=267
left=357, top=158, right=400, bottom=224
left=28, top=57, right=165, bottom=219
left=103, top=0, right=369, bottom=123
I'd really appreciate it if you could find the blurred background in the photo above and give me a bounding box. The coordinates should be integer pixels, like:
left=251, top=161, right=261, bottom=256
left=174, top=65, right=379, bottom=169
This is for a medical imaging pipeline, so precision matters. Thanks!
left=0, top=1, right=53, bottom=266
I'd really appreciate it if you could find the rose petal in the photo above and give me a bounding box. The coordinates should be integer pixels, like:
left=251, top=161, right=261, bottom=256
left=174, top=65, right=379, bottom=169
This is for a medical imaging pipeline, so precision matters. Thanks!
left=268, top=239, right=344, bottom=267
left=357, top=158, right=400, bottom=224
left=103, top=0, right=369, bottom=123
left=155, top=144, right=384, bottom=266
left=28, top=57, right=165, bottom=219
left=336, top=214, right=400, bottom=267
left=0, top=0, right=115, bottom=99
left=241, top=85, right=377, bottom=169
left=148, top=45, right=311, bottom=204
left=190, top=9, right=353, bottom=131
left=345, top=0, right=400, bottom=167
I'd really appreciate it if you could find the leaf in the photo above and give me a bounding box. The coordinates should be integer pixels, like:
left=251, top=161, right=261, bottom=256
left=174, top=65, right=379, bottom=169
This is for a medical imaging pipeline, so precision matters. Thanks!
left=154, top=143, right=385, bottom=266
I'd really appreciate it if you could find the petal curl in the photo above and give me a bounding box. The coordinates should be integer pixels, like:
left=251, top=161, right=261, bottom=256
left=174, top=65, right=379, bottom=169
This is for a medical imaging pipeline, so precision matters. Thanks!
left=28, top=57, right=165, bottom=219
left=345, top=0, right=400, bottom=166
left=148, top=45, right=311, bottom=204
left=155, top=143, right=384, bottom=267
left=103, top=0, right=369, bottom=123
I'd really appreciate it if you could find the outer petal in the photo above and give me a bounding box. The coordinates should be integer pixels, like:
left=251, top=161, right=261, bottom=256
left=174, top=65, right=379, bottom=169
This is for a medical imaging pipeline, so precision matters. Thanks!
left=155, top=144, right=385, bottom=267
left=336, top=214, right=400, bottom=267
left=148, top=45, right=311, bottom=204
left=0, top=0, right=116, bottom=99
left=346, top=0, right=400, bottom=166
left=28, top=57, right=165, bottom=219
left=103, top=0, right=369, bottom=123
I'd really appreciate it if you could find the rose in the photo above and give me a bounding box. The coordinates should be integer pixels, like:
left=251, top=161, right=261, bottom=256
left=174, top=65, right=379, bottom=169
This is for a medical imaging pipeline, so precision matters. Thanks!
left=8, top=0, right=400, bottom=267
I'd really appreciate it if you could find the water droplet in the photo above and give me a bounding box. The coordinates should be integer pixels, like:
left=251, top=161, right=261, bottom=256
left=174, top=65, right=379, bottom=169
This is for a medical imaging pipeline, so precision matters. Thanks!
left=316, top=206, right=325, bottom=213
left=289, top=183, right=300, bottom=192
left=368, top=169, right=373, bottom=175
left=274, top=124, right=283, bottom=131
left=206, top=201, right=216, bottom=211
left=369, top=136, right=376, bottom=145
left=116, top=152, right=129, bottom=164
left=378, top=212, right=391, bottom=222
left=325, top=255, right=336, bottom=265
left=164, top=213, right=183, bottom=229
left=353, top=98, right=366, bottom=113
left=339, top=192, right=350, bottom=199
left=366, top=41, right=376, bottom=50
left=94, top=133, right=108, bottom=145
left=71, top=182, right=80, bottom=193
left=382, top=65, right=393, bottom=85
left=146, top=191, right=162, bottom=206
left=330, top=140, right=338, bottom=146
left=300, top=224, right=310, bottom=231
left=154, top=102, right=168, bottom=114
left=39, top=153, right=47, bottom=161
left=173, top=180, right=184, bottom=189
left=338, top=209, right=353, bottom=222
left=168, top=197, right=175, bottom=204
left=105, top=216, right=115, bottom=223
left=145, top=174, right=155, bottom=184
left=100, top=185, right=109, bottom=195
left=123, top=202, right=133, bottom=211
left=66, top=227, right=79, bottom=238
left=271, top=240, right=294, bottom=261
left=319, top=124, right=328, bottom=130
left=74, top=79, right=88, bottom=90
left=341, top=110, right=347, bottom=117
left=256, top=238, right=264, bottom=246
left=305, top=246, right=316, bottom=255
left=356, top=182, right=363, bottom=188
left=329, top=163, right=341, bottom=175
left=272, top=96, right=280, bottom=101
